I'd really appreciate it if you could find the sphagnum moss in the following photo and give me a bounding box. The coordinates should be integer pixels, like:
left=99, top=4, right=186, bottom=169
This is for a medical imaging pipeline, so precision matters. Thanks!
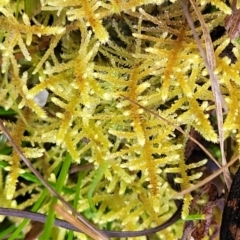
left=0, top=0, right=239, bottom=239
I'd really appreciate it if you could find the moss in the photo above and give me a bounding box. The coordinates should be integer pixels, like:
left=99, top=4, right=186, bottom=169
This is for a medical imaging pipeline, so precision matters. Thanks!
left=0, top=0, right=238, bottom=239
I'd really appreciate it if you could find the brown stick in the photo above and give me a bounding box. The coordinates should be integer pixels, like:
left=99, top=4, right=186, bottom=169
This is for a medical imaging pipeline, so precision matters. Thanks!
left=179, top=0, right=231, bottom=191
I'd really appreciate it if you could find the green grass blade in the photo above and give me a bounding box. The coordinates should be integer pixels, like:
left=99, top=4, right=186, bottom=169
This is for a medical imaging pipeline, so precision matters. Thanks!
left=0, top=161, right=75, bottom=194
left=15, top=0, right=21, bottom=20
left=184, top=214, right=205, bottom=221
left=39, top=153, right=72, bottom=240
left=0, top=107, right=16, bottom=116
left=0, top=224, right=22, bottom=239
left=67, top=171, right=84, bottom=240
left=88, top=163, right=106, bottom=212
left=8, top=189, right=48, bottom=240
left=24, top=0, right=41, bottom=18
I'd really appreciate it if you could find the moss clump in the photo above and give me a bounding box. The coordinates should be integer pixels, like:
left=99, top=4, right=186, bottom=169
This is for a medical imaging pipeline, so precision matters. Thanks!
left=0, top=0, right=239, bottom=239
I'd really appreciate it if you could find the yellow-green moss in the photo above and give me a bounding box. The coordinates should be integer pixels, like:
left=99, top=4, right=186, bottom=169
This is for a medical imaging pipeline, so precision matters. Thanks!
left=0, top=0, right=238, bottom=239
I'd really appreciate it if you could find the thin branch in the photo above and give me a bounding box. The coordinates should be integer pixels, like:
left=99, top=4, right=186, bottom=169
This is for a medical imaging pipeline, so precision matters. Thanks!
left=180, top=0, right=232, bottom=191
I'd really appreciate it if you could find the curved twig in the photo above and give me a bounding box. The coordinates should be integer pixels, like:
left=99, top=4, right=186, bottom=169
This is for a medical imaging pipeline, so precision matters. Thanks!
left=0, top=201, right=183, bottom=238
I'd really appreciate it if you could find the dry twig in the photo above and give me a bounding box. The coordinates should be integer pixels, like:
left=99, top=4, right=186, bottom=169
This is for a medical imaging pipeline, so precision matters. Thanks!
left=180, top=0, right=231, bottom=190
